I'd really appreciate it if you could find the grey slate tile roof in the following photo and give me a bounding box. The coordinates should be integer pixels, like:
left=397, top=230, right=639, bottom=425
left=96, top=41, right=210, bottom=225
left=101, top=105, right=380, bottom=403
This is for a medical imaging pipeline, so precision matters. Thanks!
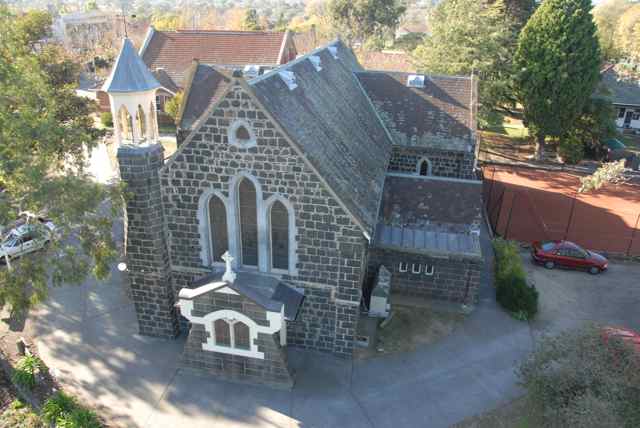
left=179, top=64, right=233, bottom=130
left=249, top=41, right=394, bottom=235
left=102, top=38, right=161, bottom=93
left=152, top=68, right=180, bottom=94
left=355, top=71, right=475, bottom=152
left=191, top=271, right=304, bottom=321
left=374, top=174, right=483, bottom=257
left=599, top=66, right=640, bottom=107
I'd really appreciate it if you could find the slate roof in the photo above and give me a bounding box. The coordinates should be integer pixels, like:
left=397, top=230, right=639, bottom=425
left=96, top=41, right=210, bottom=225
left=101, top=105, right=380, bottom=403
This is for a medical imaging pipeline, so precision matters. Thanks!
left=102, top=38, right=161, bottom=93
left=179, top=62, right=233, bottom=130
left=356, top=71, right=475, bottom=151
left=599, top=66, right=640, bottom=107
left=141, top=28, right=290, bottom=88
left=374, top=175, right=482, bottom=257
left=190, top=272, right=304, bottom=321
left=152, top=68, right=180, bottom=94
left=249, top=41, right=394, bottom=235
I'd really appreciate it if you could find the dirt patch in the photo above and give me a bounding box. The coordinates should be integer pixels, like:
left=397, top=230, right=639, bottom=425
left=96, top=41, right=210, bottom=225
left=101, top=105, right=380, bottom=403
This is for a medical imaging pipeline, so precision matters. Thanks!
left=355, top=306, right=465, bottom=359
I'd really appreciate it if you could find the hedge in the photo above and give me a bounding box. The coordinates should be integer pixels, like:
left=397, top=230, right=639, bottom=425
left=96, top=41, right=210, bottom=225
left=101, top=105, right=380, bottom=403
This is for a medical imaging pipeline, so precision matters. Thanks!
left=493, top=238, right=538, bottom=320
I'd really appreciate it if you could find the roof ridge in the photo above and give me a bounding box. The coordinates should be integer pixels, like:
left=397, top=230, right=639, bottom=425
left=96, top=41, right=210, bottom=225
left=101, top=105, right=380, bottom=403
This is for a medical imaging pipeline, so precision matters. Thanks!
left=357, top=70, right=473, bottom=80
left=159, top=29, right=286, bottom=35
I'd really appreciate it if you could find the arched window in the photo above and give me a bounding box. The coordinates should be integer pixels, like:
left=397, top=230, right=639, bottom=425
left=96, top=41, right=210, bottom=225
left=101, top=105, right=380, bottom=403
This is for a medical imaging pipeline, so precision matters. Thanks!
left=233, top=322, right=250, bottom=350
left=208, top=195, right=228, bottom=263
left=118, top=105, right=133, bottom=140
left=236, top=126, right=251, bottom=141
left=214, top=319, right=230, bottom=346
left=270, top=200, right=289, bottom=270
left=238, top=178, right=258, bottom=267
left=136, top=105, right=146, bottom=139
left=418, top=158, right=432, bottom=176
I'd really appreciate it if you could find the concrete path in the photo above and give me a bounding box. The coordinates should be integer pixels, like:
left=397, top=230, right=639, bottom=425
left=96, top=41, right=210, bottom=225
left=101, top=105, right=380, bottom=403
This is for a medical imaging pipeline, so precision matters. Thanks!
left=20, top=224, right=537, bottom=428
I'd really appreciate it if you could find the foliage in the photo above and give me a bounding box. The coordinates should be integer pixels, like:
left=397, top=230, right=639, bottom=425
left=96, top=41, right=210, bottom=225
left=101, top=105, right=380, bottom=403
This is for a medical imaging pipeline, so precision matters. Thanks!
left=578, top=159, right=627, bottom=193
left=14, top=10, right=51, bottom=45
left=558, top=135, right=585, bottom=165
left=11, top=354, right=43, bottom=390
left=100, top=112, right=113, bottom=128
left=615, top=4, right=640, bottom=64
left=0, top=400, right=45, bottom=428
left=243, top=9, right=262, bottom=31
left=492, top=238, right=538, bottom=320
left=593, top=0, right=635, bottom=60
left=328, top=0, right=406, bottom=46
left=413, top=0, right=518, bottom=124
left=500, top=0, right=536, bottom=28
left=393, top=32, right=425, bottom=52
left=0, top=7, right=120, bottom=316
left=514, top=0, right=601, bottom=160
left=41, top=392, right=101, bottom=427
left=517, top=325, right=640, bottom=427
left=571, top=98, right=619, bottom=160
left=164, top=92, right=183, bottom=125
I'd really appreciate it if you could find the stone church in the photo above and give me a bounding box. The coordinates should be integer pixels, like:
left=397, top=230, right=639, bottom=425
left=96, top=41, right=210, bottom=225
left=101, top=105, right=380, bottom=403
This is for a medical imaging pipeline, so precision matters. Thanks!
left=104, top=36, right=483, bottom=387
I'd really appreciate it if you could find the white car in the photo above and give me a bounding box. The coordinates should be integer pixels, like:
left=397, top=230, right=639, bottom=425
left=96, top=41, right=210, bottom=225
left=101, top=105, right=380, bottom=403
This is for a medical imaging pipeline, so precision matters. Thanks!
left=0, top=220, right=55, bottom=262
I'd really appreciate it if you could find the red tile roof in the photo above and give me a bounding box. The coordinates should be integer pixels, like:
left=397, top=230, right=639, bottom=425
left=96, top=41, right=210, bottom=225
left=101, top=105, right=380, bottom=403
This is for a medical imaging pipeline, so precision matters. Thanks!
left=141, top=29, right=291, bottom=88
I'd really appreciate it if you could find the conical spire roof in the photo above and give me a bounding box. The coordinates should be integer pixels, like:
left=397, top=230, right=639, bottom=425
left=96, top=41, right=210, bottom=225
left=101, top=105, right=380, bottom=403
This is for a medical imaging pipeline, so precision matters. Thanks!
left=103, top=38, right=161, bottom=93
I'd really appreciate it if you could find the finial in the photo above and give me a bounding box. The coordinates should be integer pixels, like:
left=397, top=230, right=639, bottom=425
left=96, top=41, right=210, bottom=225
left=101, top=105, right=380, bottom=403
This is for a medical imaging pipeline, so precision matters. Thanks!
left=221, top=251, right=236, bottom=284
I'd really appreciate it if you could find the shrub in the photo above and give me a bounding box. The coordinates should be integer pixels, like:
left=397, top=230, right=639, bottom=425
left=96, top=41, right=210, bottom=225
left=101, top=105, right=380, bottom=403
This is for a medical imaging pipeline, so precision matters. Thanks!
left=12, top=354, right=43, bottom=390
left=558, top=135, right=585, bottom=164
left=164, top=92, right=183, bottom=124
left=518, top=325, right=640, bottom=427
left=42, top=392, right=76, bottom=423
left=56, top=409, right=101, bottom=428
left=492, top=238, right=538, bottom=320
left=100, top=111, right=113, bottom=128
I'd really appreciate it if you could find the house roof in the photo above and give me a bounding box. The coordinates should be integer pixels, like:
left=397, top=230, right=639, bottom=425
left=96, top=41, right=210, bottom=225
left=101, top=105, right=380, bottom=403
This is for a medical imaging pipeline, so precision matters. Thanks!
left=179, top=62, right=233, bottom=130
left=102, top=38, right=161, bottom=93
left=374, top=174, right=482, bottom=257
left=599, top=65, right=640, bottom=107
left=152, top=68, right=180, bottom=94
left=141, top=28, right=291, bottom=88
left=356, top=71, right=475, bottom=151
left=249, top=41, right=395, bottom=235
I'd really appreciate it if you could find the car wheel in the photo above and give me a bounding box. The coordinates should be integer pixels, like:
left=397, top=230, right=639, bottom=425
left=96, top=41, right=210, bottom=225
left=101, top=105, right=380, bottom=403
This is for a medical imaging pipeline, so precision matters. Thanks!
left=589, top=266, right=601, bottom=275
left=544, top=261, right=555, bottom=269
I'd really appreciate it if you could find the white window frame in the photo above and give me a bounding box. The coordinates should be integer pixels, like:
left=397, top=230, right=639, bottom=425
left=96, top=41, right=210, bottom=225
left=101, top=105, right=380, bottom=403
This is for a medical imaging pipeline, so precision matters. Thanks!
left=398, top=262, right=408, bottom=272
left=425, top=265, right=435, bottom=276
left=411, top=263, right=422, bottom=274
left=228, top=119, right=257, bottom=149
left=213, top=318, right=251, bottom=350
left=416, top=157, right=433, bottom=176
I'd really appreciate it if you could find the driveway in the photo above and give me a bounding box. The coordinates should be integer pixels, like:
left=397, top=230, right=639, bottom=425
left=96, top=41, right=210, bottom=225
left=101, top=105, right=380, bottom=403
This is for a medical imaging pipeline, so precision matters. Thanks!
left=21, top=229, right=640, bottom=428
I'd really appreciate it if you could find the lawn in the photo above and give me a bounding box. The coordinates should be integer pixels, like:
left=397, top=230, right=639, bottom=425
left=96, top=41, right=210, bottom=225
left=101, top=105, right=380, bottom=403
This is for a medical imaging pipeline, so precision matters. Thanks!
left=453, top=396, right=542, bottom=428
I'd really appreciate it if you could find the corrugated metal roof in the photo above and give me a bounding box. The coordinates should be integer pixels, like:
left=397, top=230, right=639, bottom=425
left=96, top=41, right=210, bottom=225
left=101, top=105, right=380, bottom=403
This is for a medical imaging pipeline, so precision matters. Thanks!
left=102, top=38, right=160, bottom=93
left=375, top=224, right=481, bottom=257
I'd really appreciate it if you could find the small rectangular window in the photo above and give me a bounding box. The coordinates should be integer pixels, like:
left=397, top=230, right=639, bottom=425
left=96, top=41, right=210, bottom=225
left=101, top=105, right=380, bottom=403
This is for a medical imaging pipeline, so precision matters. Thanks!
left=618, top=108, right=626, bottom=118
left=633, top=112, right=640, bottom=121
left=425, top=265, right=435, bottom=276
left=411, top=263, right=422, bottom=274
left=398, top=262, right=408, bottom=272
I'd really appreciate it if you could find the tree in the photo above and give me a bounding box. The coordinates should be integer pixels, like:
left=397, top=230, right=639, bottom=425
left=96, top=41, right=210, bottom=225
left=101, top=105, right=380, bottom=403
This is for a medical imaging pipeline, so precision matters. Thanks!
left=328, top=0, right=406, bottom=46
left=514, top=0, right=601, bottom=160
left=243, top=9, right=262, bottom=31
left=0, top=9, right=120, bottom=316
left=501, top=0, right=536, bottom=28
left=517, top=325, right=640, bottom=426
left=593, top=0, right=635, bottom=60
left=615, top=4, right=640, bottom=64
left=571, top=98, right=618, bottom=159
left=164, top=92, right=184, bottom=125
left=413, top=0, right=518, bottom=123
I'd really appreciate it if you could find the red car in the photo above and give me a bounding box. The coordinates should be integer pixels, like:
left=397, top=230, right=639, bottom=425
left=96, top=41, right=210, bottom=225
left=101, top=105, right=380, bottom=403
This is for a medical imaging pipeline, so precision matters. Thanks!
left=531, top=240, right=608, bottom=274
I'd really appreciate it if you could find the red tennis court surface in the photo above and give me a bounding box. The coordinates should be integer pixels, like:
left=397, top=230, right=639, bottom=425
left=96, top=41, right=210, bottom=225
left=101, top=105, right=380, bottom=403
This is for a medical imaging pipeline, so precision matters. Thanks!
left=483, top=165, right=640, bottom=256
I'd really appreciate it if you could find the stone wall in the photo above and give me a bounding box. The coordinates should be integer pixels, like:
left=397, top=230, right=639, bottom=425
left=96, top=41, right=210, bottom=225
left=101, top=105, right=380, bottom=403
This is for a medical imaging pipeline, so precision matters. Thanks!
left=367, top=248, right=482, bottom=305
left=160, top=80, right=365, bottom=357
left=388, top=146, right=476, bottom=180
left=182, top=291, right=294, bottom=388
left=117, top=144, right=179, bottom=338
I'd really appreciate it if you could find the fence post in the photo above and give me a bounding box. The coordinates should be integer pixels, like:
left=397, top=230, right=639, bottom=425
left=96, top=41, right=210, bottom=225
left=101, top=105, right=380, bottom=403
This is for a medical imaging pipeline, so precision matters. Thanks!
left=626, top=212, right=640, bottom=257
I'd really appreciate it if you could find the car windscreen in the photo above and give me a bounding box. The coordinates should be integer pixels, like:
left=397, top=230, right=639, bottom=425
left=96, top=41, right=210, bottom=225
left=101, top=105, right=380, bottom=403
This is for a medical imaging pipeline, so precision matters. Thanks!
left=541, top=242, right=556, bottom=252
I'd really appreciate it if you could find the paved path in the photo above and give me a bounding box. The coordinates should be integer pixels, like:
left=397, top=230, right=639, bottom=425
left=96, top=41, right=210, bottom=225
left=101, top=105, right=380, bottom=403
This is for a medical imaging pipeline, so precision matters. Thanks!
left=19, top=224, right=536, bottom=428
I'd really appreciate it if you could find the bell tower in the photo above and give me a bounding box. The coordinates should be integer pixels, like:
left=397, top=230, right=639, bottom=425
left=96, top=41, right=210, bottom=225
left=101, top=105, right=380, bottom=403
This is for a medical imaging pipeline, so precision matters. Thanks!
left=103, top=38, right=160, bottom=146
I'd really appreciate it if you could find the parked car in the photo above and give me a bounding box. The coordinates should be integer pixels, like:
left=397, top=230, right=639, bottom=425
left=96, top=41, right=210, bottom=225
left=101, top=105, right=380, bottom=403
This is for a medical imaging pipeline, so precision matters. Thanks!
left=531, top=240, right=608, bottom=274
left=0, top=219, right=55, bottom=263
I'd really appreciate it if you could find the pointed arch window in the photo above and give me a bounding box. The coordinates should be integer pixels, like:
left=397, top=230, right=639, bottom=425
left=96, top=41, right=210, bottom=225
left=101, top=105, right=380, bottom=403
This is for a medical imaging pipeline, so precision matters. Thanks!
left=233, top=322, right=250, bottom=350
left=214, top=319, right=231, bottom=347
left=208, top=195, right=228, bottom=264
left=238, top=178, right=259, bottom=267
left=418, top=158, right=432, bottom=176
left=270, top=200, right=289, bottom=270
left=136, top=105, right=146, bottom=139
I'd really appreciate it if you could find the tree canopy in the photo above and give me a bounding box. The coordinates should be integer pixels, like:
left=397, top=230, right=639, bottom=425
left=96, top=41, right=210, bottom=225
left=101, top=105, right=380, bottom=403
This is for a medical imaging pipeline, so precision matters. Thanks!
left=0, top=8, right=120, bottom=316
left=243, top=8, right=262, bottom=31
left=593, top=0, right=636, bottom=60
left=412, top=0, right=518, bottom=123
left=514, top=0, right=601, bottom=159
left=328, top=0, right=406, bottom=46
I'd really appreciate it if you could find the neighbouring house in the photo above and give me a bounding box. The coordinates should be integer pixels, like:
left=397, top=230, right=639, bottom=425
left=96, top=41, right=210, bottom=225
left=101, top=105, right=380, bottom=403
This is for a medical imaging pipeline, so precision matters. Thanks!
left=105, top=37, right=482, bottom=388
left=600, top=65, right=640, bottom=132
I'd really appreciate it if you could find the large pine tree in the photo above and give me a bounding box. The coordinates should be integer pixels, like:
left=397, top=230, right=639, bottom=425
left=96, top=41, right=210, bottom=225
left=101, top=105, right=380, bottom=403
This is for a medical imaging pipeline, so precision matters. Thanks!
left=514, top=0, right=601, bottom=160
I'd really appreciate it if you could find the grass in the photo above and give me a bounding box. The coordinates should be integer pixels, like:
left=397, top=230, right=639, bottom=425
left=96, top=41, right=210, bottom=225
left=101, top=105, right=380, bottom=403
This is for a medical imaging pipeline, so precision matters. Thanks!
left=159, top=123, right=177, bottom=135
left=453, top=396, right=542, bottom=428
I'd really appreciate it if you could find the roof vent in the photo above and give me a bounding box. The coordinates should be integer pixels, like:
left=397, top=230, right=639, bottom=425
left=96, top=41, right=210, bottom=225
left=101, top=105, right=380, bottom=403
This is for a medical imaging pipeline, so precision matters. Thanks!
left=309, top=55, right=322, bottom=71
left=407, top=74, right=425, bottom=88
left=328, top=45, right=339, bottom=59
left=243, top=64, right=261, bottom=79
left=279, top=70, right=297, bottom=90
